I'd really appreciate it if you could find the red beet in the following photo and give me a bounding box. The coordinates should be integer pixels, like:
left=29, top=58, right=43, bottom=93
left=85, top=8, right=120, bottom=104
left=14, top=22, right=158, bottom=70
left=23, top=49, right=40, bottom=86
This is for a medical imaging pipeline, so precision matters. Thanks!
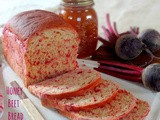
left=115, top=34, right=146, bottom=60
left=139, top=29, right=160, bottom=53
left=142, top=63, right=160, bottom=91
left=114, top=34, right=160, bottom=66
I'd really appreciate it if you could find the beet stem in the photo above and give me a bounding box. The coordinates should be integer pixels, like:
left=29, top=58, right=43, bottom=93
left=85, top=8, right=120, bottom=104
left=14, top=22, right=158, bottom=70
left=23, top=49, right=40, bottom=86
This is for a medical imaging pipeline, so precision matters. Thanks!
left=98, top=60, right=143, bottom=72
left=113, top=22, right=119, bottom=37
left=102, top=26, right=110, bottom=39
left=119, top=31, right=130, bottom=36
left=130, top=27, right=137, bottom=37
left=106, top=14, right=114, bottom=34
left=79, top=59, right=143, bottom=82
left=136, top=27, right=139, bottom=34
left=94, top=68, right=142, bottom=82
left=98, top=65, right=142, bottom=77
left=98, top=36, right=111, bottom=47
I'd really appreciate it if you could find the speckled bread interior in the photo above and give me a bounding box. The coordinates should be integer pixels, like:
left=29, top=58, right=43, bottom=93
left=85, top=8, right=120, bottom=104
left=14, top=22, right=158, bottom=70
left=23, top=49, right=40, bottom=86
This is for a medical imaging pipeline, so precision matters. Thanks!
left=28, top=68, right=102, bottom=98
left=41, top=80, right=119, bottom=111
left=121, top=99, right=150, bottom=120
left=2, top=10, right=80, bottom=87
left=59, top=90, right=137, bottom=120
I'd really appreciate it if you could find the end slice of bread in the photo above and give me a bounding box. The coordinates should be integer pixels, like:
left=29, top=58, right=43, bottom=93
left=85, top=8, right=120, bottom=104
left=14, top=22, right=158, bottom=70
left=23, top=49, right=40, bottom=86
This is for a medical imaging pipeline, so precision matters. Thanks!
left=120, top=99, right=150, bottom=120
left=28, top=68, right=101, bottom=98
left=41, top=80, right=119, bottom=111
left=58, top=90, right=137, bottom=120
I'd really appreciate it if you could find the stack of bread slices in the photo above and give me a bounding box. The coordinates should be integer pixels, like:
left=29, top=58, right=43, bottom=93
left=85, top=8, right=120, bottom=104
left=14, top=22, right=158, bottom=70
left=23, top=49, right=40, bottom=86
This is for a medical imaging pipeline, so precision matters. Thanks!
left=28, top=68, right=150, bottom=120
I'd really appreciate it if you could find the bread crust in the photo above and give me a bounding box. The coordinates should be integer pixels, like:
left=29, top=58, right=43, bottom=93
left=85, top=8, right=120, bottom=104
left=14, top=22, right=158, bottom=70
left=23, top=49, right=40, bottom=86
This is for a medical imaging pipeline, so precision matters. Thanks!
left=3, top=10, right=76, bottom=42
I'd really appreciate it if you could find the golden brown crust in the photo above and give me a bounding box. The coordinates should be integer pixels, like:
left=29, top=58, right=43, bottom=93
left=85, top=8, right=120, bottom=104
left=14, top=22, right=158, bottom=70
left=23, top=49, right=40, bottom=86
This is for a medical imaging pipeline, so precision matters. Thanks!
left=3, top=10, right=76, bottom=42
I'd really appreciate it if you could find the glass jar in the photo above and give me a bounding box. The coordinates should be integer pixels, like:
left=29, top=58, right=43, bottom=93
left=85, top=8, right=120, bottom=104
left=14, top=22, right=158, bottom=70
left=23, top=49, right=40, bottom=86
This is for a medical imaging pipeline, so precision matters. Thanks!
left=59, top=0, right=98, bottom=58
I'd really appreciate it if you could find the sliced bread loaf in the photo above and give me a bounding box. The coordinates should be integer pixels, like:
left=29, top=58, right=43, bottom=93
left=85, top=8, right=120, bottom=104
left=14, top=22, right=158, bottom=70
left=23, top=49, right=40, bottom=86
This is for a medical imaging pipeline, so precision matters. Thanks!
left=28, top=68, right=101, bottom=98
left=121, top=99, right=150, bottom=120
left=59, top=90, right=137, bottom=120
left=41, top=80, right=119, bottom=111
left=2, top=10, right=80, bottom=87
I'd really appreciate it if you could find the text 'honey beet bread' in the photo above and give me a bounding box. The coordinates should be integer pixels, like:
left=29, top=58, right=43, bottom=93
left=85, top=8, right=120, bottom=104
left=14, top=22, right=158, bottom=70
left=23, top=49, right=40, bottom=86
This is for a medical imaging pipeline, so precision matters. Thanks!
left=28, top=68, right=102, bottom=98
left=41, top=80, right=119, bottom=111
left=0, top=93, right=3, bottom=113
left=2, top=10, right=80, bottom=87
left=59, top=90, right=137, bottom=120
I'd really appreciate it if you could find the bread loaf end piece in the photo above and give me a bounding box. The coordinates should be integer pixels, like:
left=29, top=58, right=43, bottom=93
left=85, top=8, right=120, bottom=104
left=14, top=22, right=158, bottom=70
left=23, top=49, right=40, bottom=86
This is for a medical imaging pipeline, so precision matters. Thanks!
left=2, top=10, right=80, bottom=87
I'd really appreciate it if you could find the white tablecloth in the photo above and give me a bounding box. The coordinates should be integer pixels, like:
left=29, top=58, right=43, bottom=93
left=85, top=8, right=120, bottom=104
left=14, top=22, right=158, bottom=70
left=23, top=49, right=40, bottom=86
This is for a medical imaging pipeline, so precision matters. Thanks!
left=0, top=0, right=160, bottom=120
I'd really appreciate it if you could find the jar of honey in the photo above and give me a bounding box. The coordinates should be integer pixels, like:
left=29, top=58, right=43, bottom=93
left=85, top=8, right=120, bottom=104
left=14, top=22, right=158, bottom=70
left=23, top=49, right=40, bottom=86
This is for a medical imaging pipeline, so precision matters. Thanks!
left=59, top=0, right=98, bottom=58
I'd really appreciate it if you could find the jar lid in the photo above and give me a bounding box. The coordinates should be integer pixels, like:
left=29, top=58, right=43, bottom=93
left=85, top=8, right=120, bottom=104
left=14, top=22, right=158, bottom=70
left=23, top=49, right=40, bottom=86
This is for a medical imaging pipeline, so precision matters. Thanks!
left=61, top=0, right=94, bottom=7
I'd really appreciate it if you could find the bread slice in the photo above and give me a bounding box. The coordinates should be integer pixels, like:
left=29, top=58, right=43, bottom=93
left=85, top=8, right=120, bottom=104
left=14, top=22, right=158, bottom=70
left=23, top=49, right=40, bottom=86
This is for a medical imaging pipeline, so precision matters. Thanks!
left=2, top=10, right=80, bottom=87
left=59, top=90, right=137, bottom=120
left=28, top=68, right=101, bottom=98
left=121, top=99, right=150, bottom=120
left=41, top=80, right=119, bottom=111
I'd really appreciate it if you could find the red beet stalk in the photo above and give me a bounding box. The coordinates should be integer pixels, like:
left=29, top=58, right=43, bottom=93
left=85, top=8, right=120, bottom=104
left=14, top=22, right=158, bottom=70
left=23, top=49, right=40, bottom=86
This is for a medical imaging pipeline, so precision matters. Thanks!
left=98, top=65, right=142, bottom=77
left=95, top=60, right=143, bottom=82
left=79, top=59, right=143, bottom=82
left=94, top=68, right=142, bottom=82
left=99, top=60, right=143, bottom=72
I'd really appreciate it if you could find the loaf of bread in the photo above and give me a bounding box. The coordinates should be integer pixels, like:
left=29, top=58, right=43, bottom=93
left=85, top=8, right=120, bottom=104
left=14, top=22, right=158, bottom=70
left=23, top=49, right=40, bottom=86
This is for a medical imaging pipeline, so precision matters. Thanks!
left=28, top=68, right=102, bottom=98
left=2, top=10, right=80, bottom=87
left=121, top=99, right=150, bottom=120
left=59, top=90, right=137, bottom=120
left=41, top=80, right=119, bottom=111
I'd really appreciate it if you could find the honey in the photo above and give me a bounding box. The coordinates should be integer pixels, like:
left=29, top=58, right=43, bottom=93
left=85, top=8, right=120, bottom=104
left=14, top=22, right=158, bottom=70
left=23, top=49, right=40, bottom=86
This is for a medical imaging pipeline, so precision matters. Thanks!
left=59, top=0, right=98, bottom=58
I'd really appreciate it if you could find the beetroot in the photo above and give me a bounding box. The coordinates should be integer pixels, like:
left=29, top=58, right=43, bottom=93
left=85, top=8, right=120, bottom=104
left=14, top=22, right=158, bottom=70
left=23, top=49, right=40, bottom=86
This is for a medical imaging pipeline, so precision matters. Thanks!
left=142, top=63, right=160, bottom=91
left=115, top=34, right=146, bottom=60
left=96, top=13, right=160, bottom=65
left=114, top=34, right=160, bottom=66
left=139, top=29, right=160, bottom=53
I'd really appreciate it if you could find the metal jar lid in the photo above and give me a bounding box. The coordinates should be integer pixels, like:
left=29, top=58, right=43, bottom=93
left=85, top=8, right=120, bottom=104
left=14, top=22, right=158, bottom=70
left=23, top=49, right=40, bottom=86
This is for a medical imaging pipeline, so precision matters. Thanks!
left=61, top=0, right=94, bottom=7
